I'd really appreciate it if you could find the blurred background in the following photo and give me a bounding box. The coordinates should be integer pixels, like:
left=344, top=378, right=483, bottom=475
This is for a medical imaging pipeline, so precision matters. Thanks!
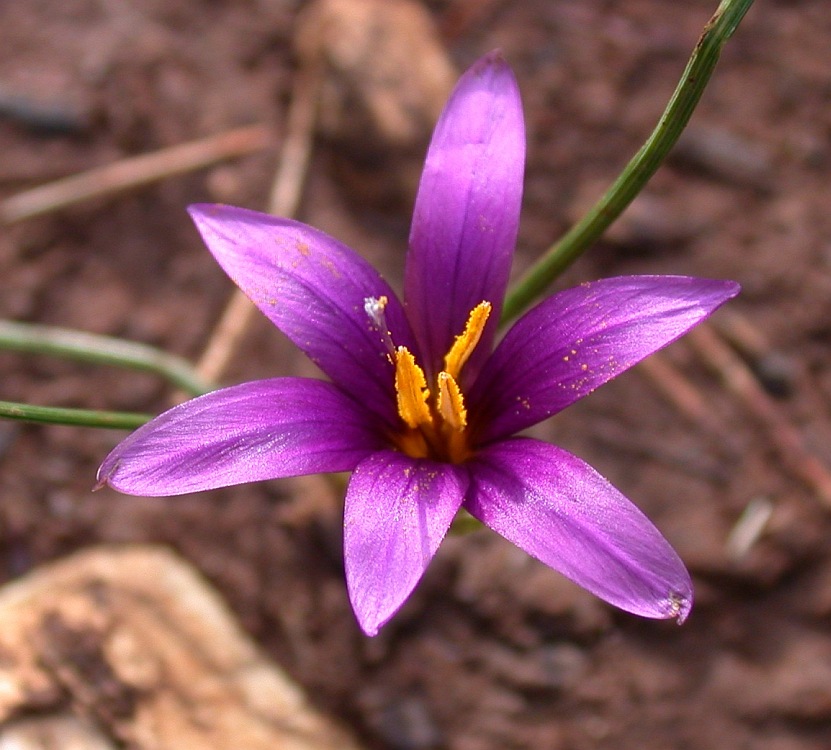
left=1, top=1, right=831, bottom=748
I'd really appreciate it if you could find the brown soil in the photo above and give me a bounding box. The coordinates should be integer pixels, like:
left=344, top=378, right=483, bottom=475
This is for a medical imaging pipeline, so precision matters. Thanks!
left=3, top=1, right=831, bottom=748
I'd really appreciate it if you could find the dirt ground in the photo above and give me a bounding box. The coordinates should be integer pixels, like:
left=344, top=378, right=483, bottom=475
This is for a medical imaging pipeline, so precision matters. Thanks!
left=2, top=0, right=831, bottom=748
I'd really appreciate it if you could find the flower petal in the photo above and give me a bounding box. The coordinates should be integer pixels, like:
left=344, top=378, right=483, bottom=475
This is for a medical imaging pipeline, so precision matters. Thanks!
left=188, top=204, right=415, bottom=427
left=467, top=438, right=693, bottom=621
left=97, top=378, right=383, bottom=496
left=471, top=276, right=740, bottom=441
left=344, top=451, right=468, bottom=636
left=404, top=51, right=525, bottom=380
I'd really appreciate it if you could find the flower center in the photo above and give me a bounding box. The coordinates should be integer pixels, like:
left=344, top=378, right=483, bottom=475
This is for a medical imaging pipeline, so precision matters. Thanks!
left=365, top=297, right=491, bottom=463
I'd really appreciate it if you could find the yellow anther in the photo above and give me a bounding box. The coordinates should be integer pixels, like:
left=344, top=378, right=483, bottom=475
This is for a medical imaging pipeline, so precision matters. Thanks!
left=394, top=346, right=433, bottom=429
left=390, top=302, right=491, bottom=460
left=437, top=372, right=467, bottom=431
left=443, top=301, right=492, bottom=380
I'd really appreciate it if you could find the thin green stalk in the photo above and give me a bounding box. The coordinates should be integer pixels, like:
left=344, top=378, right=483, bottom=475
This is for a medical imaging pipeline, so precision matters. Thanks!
left=502, top=0, right=754, bottom=324
left=0, top=400, right=151, bottom=429
left=0, top=320, right=214, bottom=396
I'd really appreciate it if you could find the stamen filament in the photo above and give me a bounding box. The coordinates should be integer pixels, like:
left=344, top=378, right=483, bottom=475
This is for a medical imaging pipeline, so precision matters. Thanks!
left=363, top=295, right=388, bottom=328
left=364, top=295, right=395, bottom=355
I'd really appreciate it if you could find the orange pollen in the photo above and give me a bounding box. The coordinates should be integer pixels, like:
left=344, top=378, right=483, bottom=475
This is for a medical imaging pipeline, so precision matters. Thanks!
left=390, top=301, right=491, bottom=462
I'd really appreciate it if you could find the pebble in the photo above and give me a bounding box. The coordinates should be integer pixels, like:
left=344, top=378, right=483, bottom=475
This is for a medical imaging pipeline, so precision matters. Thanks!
left=478, top=641, right=588, bottom=692
left=710, top=635, right=831, bottom=721
left=0, top=87, right=89, bottom=136
left=0, top=714, right=116, bottom=750
left=295, top=0, right=456, bottom=206
left=672, top=126, right=774, bottom=191
left=366, top=692, right=443, bottom=750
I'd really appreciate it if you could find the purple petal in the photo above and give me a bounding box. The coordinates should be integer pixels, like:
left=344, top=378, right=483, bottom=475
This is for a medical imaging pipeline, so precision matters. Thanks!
left=188, top=204, right=415, bottom=428
left=344, top=451, right=468, bottom=636
left=467, top=438, right=692, bottom=621
left=471, top=276, right=740, bottom=441
left=404, top=52, right=525, bottom=380
left=97, top=378, right=383, bottom=496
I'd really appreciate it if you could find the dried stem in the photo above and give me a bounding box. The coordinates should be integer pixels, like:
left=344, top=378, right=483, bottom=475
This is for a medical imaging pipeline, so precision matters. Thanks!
left=193, top=60, right=324, bottom=385
left=637, top=354, right=712, bottom=427
left=0, top=124, right=272, bottom=225
left=725, top=497, right=774, bottom=560
left=636, top=350, right=741, bottom=460
left=687, top=324, right=831, bottom=506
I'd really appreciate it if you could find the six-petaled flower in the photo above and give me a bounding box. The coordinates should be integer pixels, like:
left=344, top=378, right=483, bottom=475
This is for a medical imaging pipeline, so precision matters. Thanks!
left=97, top=52, right=739, bottom=636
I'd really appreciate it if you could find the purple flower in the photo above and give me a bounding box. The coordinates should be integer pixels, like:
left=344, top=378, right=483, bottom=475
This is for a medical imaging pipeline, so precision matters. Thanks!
left=98, top=52, right=739, bottom=636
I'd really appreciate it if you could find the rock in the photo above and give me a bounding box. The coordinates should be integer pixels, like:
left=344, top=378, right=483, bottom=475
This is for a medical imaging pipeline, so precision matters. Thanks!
left=370, top=693, right=443, bottom=750
left=0, top=714, right=116, bottom=750
left=672, top=126, right=774, bottom=191
left=567, top=179, right=709, bottom=251
left=477, top=641, right=588, bottom=692
left=295, top=0, right=456, bottom=206
left=0, top=545, right=364, bottom=750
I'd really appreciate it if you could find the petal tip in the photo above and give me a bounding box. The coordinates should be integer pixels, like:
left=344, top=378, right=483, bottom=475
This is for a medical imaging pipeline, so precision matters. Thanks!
left=346, top=556, right=411, bottom=637
left=728, top=280, right=742, bottom=298
left=349, top=591, right=393, bottom=638
left=697, top=277, right=741, bottom=308
left=95, top=456, right=137, bottom=494
left=697, top=277, right=741, bottom=318
left=719, top=279, right=742, bottom=300
left=186, top=202, right=216, bottom=220
left=668, top=588, right=693, bottom=625
left=94, top=459, right=115, bottom=491
left=356, top=615, right=382, bottom=638
left=186, top=201, right=246, bottom=227
left=475, top=48, right=507, bottom=71
left=466, top=49, right=518, bottom=91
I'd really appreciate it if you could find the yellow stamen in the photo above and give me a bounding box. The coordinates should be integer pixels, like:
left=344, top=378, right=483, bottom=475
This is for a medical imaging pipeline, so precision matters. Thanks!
left=394, top=346, right=433, bottom=429
left=443, top=301, right=492, bottom=379
left=437, top=372, right=466, bottom=431
left=389, top=301, right=492, bottom=462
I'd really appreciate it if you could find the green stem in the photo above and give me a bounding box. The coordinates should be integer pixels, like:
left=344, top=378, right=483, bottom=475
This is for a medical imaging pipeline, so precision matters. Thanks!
left=0, top=320, right=214, bottom=396
left=0, top=400, right=151, bottom=429
left=501, top=0, right=754, bottom=324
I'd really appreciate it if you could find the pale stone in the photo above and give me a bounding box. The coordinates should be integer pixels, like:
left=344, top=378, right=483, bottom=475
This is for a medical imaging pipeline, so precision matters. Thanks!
left=0, top=714, right=116, bottom=750
left=0, top=546, right=364, bottom=750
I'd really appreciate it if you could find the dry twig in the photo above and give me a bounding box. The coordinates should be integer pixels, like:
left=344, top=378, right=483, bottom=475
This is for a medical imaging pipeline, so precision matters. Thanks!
left=687, top=324, right=831, bottom=506
left=638, top=353, right=713, bottom=428
left=0, top=124, right=272, bottom=225
left=725, top=496, right=774, bottom=560
left=193, top=61, right=324, bottom=385
left=193, top=0, right=456, bottom=384
left=713, top=308, right=796, bottom=397
left=636, top=349, right=743, bottom=463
